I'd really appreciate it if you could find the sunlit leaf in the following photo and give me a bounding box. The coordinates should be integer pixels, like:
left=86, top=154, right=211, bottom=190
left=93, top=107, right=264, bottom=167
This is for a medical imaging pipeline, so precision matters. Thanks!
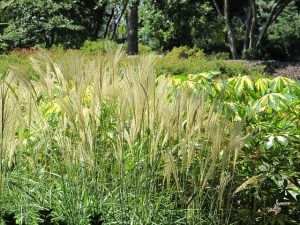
left=255, top=78, right=270, bottom=95
left=268, top=93, right=279, bottom=110
left=188, top=72, right=213, bottom=83
left=173, top=75, right=188, bottom=81
left=266, top=135, right=275, bottom=149
left=184, top=80, right=197, bottom=90
left=276, top=136, right=288, bottom=146
left=234, top=75, right=254, bottom=95
left=233, top=174, right=264, bottom=194
left=171, top=75, right=187, bottom=86
left=210, top=70, right=221, bottom=76
left=252, top=93, right=293, bottom=112
left=197, top=72, right=213, bottom=79
left=271, top=76, right=296, bottom=93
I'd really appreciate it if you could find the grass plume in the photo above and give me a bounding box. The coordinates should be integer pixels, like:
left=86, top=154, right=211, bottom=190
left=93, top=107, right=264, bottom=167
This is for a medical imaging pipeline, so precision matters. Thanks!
left=0, top=50, right=247, bottom=225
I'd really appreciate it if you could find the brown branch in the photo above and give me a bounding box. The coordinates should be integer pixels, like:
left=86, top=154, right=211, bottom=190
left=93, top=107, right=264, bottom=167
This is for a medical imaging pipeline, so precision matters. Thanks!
left=224, top=0, right=238, bottom=59
left=256, top=0, right=293, bottom=47
left=112, top=0, right=129, bottom=40
left=104, top=9, right=114, bottom=38
left=211, top=0, right=224, bottom=18
left=243, top=0, right=253, bottom=55
left=249, top=0, right=257, bottom=49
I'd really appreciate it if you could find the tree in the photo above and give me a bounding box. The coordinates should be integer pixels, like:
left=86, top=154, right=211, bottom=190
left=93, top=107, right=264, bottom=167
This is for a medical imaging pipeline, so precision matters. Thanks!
left=211, top=0, right=294, bottom=59
left=266, top=1, right=300, bottom=60
left=127, top=0, right=139, bottom=55
left=0, top=0, right=109, bottom=49
left=139, top=0, right=225, bottom=52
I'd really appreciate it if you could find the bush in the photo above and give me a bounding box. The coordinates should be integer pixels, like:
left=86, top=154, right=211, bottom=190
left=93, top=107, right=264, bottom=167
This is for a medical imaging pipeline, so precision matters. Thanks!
left=80, top=39, right=122, bottom=53
left=0, top=53, right=35, bottom=75
left=138, top=43, right=153, bottom=54
left=242, top=48, right=264, bottom=60
left=208, top=51, right=230, bottom=60
left=166, top=46, right=206, bottom=59
left=265, top=3, right=300, bottom=61
left=0, top=39, right=9, bottom=54
left=155, top=46, right=264, bottom=76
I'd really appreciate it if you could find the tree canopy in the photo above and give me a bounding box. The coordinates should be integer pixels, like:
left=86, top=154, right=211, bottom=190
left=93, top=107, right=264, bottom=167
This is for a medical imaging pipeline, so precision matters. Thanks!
left=0, top=0, right=299, bottom=60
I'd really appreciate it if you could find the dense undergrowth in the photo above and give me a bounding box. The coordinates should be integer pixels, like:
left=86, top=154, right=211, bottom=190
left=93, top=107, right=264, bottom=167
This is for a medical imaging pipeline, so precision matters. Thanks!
left=0, top=44, right=265, bottom=79
left=0, top=48, right=299, bottom=224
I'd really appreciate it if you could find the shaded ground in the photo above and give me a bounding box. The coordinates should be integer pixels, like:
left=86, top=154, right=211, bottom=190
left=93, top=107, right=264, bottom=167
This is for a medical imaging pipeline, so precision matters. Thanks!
left=242, top=60, right=300, bottom=80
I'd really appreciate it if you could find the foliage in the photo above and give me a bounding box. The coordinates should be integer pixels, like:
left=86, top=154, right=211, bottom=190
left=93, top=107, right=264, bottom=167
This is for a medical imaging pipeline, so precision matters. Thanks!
left=169, top=72, right=300, bottom=224
left=211, top=0, right=299, bottom=59
left=266, top=2, right=300, bottom=60
left=0, top=50, right=299, bottom=224
left=0, top=52, right=35, bottom=75
left=156, top=46, right=264, bottom=76
left=0, top=0, right=299, bottom=60
left=1, top=0, right=84, bottom=48
left=0, top=39, right=8, bottom=53
left=138, top=43, right=153, bottom=54
left=0, top=50, right=247, bottom=224
left=0, top=0, right=109, bottom=49
left=164, top=46, right=206, bottom=59
left=207, top=51, right=231, bottom=60
left=139, top=0, right=225, bottom=52
left=80, top=39, right=152, bottom=55
left=80, top=39, right=121, bottom=53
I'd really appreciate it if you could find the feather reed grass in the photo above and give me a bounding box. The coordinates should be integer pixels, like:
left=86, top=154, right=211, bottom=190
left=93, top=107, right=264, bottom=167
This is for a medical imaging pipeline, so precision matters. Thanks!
left=0, top=49, right=247, bottom=224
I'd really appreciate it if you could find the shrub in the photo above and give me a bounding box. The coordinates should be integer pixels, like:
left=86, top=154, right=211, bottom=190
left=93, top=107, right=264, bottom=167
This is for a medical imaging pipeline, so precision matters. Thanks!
left=138, top=43, right=153, bottom=54
left=0, top=40, right=9, bottom=54
left=80, top=39, right=121, bottom=53
left=208, top=51, right=230, bottom=60
left=242, top=48, right=264, bottom=60
left=155, top=46, right=264, bottom=76
left=166, top=46, right=206, bottom=59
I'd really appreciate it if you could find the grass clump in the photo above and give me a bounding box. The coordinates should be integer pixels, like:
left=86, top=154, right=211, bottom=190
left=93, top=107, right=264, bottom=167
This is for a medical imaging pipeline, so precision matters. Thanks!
left=0, top=49, right=247, bottom=224
left=0, top=48, right=298, bottom=224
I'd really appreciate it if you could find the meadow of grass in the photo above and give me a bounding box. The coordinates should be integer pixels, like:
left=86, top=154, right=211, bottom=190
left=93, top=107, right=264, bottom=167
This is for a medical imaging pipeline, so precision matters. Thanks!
left=0, top=47, right=299, bottom=225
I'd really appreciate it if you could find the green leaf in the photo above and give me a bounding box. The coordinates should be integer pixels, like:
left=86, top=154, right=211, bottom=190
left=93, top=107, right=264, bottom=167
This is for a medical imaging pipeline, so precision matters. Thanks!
left=252, top=93, right=293, bottom=112
left=255, top=78, right=270, bottom=95
left=188, top=72, right=213, bottom=83
left=171, top=75, right=188, bottom=86
left=210, top=70, right=221, bottom=76
left=234, top=75, right=254, bottom=95
left=268, top=93, right=279, bottom=110
left=173, top=75, right=188, bottom=81
left=271, top=76, right=296, bottom=93
left=233, top=174, right=264, bottom=194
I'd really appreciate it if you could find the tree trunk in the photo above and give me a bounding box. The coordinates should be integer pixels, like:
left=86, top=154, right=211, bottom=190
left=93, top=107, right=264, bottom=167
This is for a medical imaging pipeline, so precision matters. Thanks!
left=243, top=2, right=253, bottom=56
left=112, top=0, right=129, bottom=40
left=249, top=0, right=256, bottom=49
left=91, top=2, right=108, bottom=40
left=212, top=0, right=238, bottom=59
left=243, top=0, right=256, bottom=56
left=127, top=1, right=139, bottom=55
left=224, top=0, right=238, bottom=59
left=211, top=0, right=292, bottom=58
left=104, top=9, right=114, bottom=39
